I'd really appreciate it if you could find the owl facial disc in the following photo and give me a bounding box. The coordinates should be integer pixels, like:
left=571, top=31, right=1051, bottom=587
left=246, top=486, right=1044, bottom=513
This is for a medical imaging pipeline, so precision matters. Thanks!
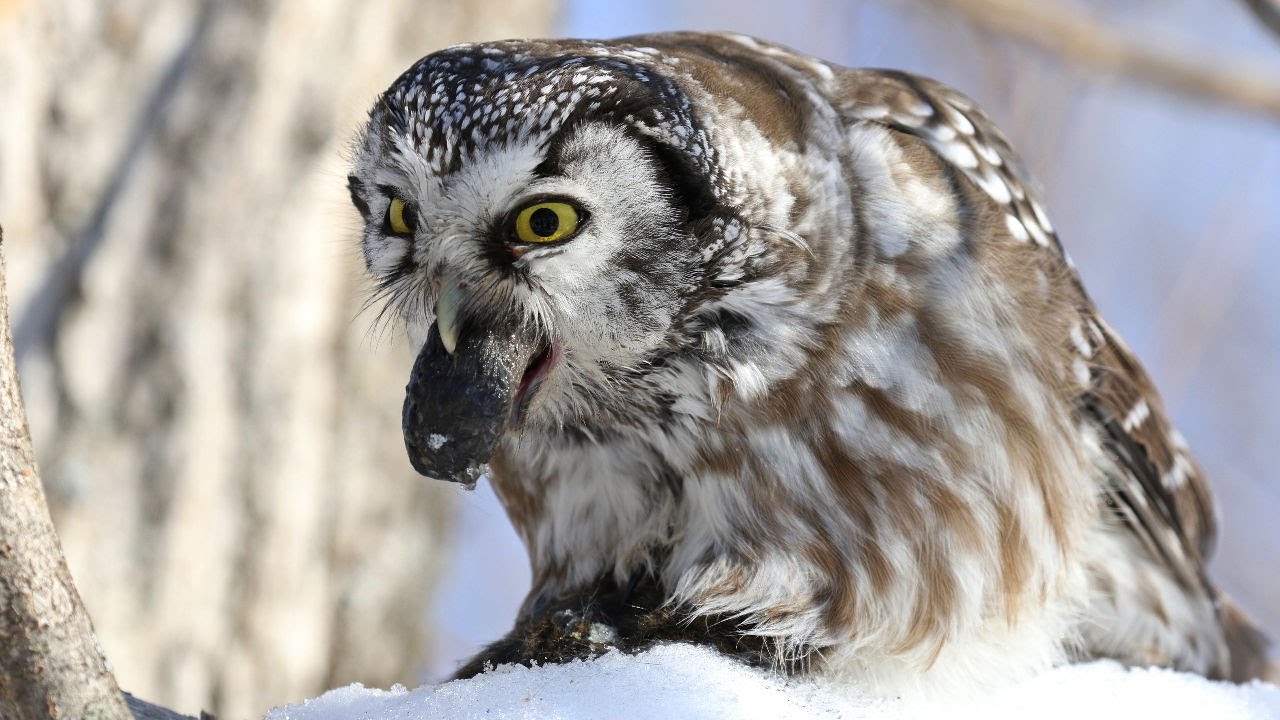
left=401, top=318, right=547, bottom=483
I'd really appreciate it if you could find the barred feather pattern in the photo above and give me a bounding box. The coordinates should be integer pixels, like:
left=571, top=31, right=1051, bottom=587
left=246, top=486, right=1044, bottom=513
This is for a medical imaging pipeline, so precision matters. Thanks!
left=349, top=31, right=1276, bottom=693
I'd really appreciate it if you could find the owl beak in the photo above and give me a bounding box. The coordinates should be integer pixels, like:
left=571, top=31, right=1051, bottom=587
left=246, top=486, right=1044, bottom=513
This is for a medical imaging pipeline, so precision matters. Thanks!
left=400, top=301, right=542, bottom=483
left=434, top=270, right=463, bottom=355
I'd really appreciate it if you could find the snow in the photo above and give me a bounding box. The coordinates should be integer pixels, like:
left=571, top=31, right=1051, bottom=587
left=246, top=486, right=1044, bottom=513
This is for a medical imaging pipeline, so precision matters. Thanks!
left=264, top=643, right=1280, bottom=720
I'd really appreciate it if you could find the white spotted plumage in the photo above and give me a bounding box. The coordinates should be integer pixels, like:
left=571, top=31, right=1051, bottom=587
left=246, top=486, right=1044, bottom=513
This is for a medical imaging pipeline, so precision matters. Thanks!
left=349, top=31, right=1277, bottom=692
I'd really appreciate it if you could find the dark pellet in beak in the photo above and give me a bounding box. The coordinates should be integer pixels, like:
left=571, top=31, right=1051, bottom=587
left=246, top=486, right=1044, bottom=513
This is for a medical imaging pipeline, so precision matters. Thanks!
left=401, top=321, right=537, bottom=483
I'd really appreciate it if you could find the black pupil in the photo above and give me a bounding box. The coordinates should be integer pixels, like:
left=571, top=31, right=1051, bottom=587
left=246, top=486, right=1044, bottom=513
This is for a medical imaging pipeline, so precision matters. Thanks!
left=529, top=207, right=560, bottom=237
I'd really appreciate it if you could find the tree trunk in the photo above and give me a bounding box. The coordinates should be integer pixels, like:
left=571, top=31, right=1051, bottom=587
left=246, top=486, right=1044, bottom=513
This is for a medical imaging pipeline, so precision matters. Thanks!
left=0, top=224, right=132, bottom=720
left=0, top=1, right=554, bottom=717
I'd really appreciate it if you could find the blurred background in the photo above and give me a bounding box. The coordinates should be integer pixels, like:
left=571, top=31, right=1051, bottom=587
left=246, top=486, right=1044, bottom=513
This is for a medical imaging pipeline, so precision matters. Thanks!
left=1, top=0, right=1276, bottom=717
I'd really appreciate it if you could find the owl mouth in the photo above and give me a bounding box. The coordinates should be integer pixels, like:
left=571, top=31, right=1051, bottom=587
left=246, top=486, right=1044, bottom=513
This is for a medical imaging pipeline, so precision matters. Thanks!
left=509, top=339, right=558, bottom=428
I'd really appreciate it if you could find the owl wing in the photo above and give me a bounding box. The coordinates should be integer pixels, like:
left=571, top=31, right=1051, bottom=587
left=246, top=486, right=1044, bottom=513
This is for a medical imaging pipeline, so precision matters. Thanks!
left=838, top=68, right=1218, bottom=594
left=1076, top=317, right=1217, bottom=587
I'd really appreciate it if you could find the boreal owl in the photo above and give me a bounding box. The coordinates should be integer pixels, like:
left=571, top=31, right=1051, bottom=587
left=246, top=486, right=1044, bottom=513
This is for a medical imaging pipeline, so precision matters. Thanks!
left=347, top=32, right=1276, bottom=693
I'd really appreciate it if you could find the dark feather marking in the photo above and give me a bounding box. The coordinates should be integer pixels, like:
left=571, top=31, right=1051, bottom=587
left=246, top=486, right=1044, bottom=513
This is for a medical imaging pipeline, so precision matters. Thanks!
left=347, top=175, right=370, bottom=219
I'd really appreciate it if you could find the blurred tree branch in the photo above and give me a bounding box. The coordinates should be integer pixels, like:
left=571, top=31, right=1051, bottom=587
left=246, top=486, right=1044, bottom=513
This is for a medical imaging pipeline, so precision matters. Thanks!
left=933, top=0, right=1280, bottom=118
left=11, top=2, right=213, bottom=365
left=0, top=225, right=203, bottom=720
left=1242, top=0, right=1280, bottom=42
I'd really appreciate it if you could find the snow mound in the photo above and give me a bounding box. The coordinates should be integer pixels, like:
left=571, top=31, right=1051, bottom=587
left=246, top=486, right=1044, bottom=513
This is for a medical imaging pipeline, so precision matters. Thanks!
left=264, top=643, right=1280, bottom=720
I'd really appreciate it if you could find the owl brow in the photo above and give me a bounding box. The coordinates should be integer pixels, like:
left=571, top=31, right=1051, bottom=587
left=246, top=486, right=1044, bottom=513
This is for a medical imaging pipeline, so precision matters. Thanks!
left=531, top=111, right=596, bottom=180
left=530, top=139, right=568, bottom=180
left=347, top=175, right=371, bottom=220
left=638, top=134, right=718, bottom=220
left=375, top=183, right=405, bottom=200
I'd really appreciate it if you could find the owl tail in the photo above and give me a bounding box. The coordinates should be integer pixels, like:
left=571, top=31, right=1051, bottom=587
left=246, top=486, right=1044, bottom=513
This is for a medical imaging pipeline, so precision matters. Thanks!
left=1220, top=596, right=1279, bottom=684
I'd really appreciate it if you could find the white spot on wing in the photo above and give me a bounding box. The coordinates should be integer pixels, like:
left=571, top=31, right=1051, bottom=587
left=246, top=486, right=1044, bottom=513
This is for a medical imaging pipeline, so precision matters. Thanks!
left=1072, top=358, right=1091, bottom=385
left=1163, top=454, right=1193, bottom=490
left=945, top=106, right=975, bottom=135
left=1121, top=398, right=1150, bottom=432
left=907, top=100, right=934, bottom=118
left=973, top=142, right=1003, bottom=166
left=1005, top=213, right=1030, bottom=242
left=937, top=141, right=979, bottom=169
left=928, top=123, right=957, bottom=142
left=1070, top=322, right=1092, bottom=357
left=973, top=168, right=1012, bottom=204
left=1030, top=199, right=1054, bottom=233
left=1026, top=219, right=1051, bottom=247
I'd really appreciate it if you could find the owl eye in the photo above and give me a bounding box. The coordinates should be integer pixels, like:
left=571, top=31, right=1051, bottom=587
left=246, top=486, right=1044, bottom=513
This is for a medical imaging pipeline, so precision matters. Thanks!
left=513, top=201, right=582, bottom=244
left=386, top=197, right=416, bottom=235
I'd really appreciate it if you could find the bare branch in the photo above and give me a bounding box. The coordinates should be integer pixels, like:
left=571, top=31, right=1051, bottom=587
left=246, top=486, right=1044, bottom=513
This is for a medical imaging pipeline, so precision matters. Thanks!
left=11, top=2, right=214, bottom=365
left=933, top=0, right=1280, bottom=118
left=1242, top=0, right=1280, bottom=43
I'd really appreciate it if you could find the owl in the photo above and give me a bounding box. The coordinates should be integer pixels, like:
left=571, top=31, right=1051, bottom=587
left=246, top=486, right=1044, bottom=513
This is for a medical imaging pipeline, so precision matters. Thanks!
left=347, top=32, right=1276, bottom=692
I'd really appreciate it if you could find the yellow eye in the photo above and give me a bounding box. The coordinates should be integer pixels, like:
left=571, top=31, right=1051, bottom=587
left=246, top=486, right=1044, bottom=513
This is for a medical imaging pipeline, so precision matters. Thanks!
left=387, top=197, right=416, bottom=235
left=513, top=201, right=581, bottom=243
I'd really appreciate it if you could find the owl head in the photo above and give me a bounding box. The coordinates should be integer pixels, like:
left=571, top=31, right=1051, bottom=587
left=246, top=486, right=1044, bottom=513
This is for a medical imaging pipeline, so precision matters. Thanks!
left=348, top=38, right=792, bottom=481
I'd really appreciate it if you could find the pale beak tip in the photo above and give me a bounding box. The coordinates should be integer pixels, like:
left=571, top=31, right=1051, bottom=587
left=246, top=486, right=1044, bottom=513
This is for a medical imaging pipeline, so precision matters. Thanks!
left=439, top=324, right=459, bottom=355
